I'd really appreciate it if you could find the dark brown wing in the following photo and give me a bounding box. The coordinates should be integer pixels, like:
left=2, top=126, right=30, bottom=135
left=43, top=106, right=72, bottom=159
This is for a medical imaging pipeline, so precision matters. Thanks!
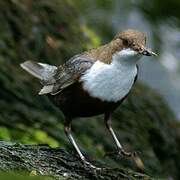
left=41, top=54, right=95, bottom=95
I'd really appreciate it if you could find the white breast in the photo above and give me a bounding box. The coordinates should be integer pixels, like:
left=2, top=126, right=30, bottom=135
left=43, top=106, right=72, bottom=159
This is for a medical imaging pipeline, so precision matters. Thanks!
left=80, top=49, right=139, bottom=102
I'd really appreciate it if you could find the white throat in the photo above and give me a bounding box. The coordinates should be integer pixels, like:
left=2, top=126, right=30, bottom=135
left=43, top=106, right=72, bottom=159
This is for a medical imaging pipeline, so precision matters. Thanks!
left=80, top=48, right=141, bottom=102
left=112, top=48, right=142, bottom=66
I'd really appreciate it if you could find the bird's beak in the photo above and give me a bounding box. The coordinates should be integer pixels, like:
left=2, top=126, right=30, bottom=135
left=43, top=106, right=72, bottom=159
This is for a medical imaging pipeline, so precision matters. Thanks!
left=141, top=47, right=158, bottom=56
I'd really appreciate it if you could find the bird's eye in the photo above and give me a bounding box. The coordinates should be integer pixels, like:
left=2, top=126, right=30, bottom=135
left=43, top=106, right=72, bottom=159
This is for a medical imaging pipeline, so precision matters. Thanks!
left=122, top=39, right=129, bottom=46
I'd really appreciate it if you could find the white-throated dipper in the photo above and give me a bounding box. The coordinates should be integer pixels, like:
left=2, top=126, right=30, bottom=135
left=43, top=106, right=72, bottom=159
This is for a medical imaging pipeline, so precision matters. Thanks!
left=21, top=29, right=157, bottom=169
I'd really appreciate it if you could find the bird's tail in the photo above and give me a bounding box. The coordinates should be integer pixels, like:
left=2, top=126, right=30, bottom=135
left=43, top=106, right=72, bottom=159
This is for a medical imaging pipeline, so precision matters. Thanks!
left=20, top=60, right=57, bottom=81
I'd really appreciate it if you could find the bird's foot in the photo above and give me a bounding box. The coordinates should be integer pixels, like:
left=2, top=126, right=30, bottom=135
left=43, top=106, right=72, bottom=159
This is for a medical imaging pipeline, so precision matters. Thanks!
left=119, top=148, right=134, bottom=157
left=105, top=148, right=136, bottom=158
left=82, top=160, right=101, bottom=171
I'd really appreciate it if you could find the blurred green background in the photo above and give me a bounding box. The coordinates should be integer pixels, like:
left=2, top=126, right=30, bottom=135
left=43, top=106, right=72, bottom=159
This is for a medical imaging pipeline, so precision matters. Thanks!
left=0, top=0, right=180, bottom=179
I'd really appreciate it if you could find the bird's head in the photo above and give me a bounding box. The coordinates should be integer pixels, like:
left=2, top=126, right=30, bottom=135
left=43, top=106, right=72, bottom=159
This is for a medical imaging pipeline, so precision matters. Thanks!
left=113, top=29, right=157, bottom=59
left=85, top=29, right=157, bottom=64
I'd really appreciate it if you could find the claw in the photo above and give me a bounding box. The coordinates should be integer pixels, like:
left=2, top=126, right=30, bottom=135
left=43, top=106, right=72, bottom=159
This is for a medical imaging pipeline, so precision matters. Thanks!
left=119, top=149, right=132, bottom=157
left=82, top=160, right=101, bottom=170
left=104, top=149, right=134, bottom=158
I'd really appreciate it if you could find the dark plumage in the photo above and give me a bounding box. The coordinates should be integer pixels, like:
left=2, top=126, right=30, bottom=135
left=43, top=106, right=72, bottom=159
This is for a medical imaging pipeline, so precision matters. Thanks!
left=49, top=82, right=125, bottom=118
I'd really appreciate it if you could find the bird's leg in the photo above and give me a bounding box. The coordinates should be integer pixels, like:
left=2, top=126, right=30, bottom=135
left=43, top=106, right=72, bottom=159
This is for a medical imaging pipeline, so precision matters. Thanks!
left=64, top=117, right=98, bottom=169
left=104, top=112, right=144, bottom=170
left=104, top=112, right=134, bottom=157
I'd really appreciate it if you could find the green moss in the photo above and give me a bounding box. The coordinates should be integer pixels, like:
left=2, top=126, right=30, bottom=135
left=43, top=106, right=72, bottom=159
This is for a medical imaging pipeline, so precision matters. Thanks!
left=0, top=127, right=59, bottom=148
left=0, top=126, right=11, bottom=141
left=0, top=172, right=53, bottom=180
left=34, top=130, right=59, bottom=147
left=80, top=24, right=101, bottom=49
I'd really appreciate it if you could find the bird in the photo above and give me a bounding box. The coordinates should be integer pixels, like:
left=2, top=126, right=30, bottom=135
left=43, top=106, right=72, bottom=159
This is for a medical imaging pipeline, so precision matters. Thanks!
left=20, top=29, right=157, bottom=169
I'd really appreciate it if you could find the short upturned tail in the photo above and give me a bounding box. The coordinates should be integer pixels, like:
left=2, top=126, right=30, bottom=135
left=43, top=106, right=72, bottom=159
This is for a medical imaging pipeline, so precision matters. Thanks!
left=20, top=60, right=57, bottom=95
left=21, top=61, right=44, bottom=80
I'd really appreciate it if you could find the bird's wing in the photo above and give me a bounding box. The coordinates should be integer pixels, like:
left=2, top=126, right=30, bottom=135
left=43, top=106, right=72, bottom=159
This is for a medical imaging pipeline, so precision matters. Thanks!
left=39, top=54, right=95, bottom=95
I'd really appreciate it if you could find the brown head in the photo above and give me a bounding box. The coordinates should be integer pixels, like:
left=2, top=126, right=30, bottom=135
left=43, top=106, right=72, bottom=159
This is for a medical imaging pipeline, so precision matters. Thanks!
left=113, top=29, right=157, bottom=56
left=86, top=29, right=157, bottom=63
